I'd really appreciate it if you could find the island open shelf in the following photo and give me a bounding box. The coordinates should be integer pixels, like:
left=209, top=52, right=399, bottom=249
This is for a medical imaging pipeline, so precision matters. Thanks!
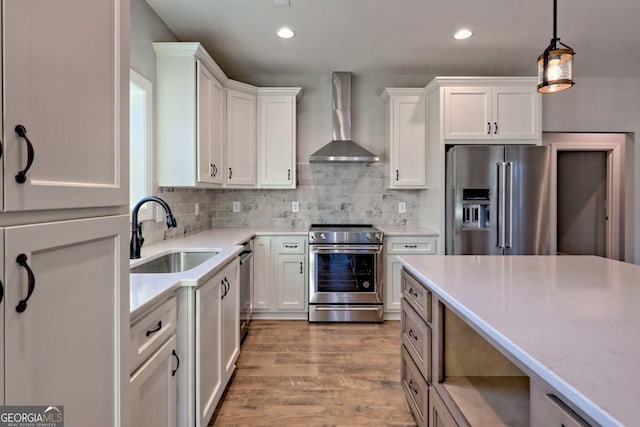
left=437, top=302, right=531, bottom=426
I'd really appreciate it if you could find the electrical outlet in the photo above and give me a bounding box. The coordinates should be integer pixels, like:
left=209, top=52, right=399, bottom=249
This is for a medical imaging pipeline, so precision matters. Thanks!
left=292, top=201, right=299, bottom=212
left=233, top=201, right=241, bottom=213
left=398, top=202, right=407, bottom=213
left=195, top=203, right=200, bottom=216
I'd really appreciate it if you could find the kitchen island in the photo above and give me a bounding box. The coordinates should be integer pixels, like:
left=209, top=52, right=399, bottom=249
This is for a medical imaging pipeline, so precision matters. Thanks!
left=399, top=255, right=640, bottom=427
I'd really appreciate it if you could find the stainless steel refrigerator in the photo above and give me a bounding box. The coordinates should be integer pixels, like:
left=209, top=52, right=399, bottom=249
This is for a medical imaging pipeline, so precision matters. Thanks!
left=446, top=145, right=551, bottom=255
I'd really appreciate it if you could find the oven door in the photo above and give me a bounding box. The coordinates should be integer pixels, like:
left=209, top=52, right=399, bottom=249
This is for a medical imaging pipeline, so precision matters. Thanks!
left=309, top=244, right=383, bottom=305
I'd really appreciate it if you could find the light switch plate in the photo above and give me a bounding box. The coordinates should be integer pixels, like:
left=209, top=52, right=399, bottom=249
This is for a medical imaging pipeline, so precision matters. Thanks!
left=233, top=201, right=241, bottom=213
left=399, top=202, right=406, bottom=213
left=292, top=201, right=299, bottom=212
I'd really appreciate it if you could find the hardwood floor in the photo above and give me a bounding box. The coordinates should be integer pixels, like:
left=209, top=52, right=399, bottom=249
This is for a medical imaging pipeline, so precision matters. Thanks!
left=209, top=320, right=417, bottom=426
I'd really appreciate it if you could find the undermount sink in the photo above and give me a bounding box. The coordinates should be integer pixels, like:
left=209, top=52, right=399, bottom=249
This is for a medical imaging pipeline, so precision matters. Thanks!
left=131, top=251, right=219, bottom=274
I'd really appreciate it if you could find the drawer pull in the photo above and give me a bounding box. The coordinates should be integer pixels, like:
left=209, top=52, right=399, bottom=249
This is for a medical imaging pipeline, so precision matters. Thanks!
left=404, top=244, right=418, bottom=248
left=408, top=379, right=419, bottom=395
left=407, top=287, right=419, bottom=298
left=145, top=320, right=162, bottom=337
left=171, top=349, right=180, bottom=376
left=284, top=244, right=298, bottom=249
left=408, top=328, right=419, bottom=341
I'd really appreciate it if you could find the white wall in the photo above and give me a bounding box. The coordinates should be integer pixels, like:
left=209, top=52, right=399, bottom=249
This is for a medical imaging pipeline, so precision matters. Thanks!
left=542, top=77, right=639, bottom=263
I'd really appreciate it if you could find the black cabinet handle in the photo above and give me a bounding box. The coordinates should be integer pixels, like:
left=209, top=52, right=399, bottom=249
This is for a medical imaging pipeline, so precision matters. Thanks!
left=212, top=163, right=218, bottom=177
left=408, top=379, right=419, bottom=395
left=396, top=169, right=399, bottom=181
left=145, top=320, right=162, bottom=337
left=0, top=280, right=4, bottom=304
left=487, top=122, right=491, bottom=135
left=299, top=262, right=303, bottom=274
left=408, top=328, right=419, bottom=341
left=494, top=121, right=498, bottom=134
left=15, top=254, right=36, bottom=313
left=224, top=277, right=230, bottom=296
left=228, top=167, right=232, bottom=179
left=404, top=244, right=418, bottom=248
left=287, top=169, right=291, bottom=180
left=221, top=279, right=226, bottom=299
left=14, top=125, right=35, bottom=184
left=171, top=349, right=180, bottom=376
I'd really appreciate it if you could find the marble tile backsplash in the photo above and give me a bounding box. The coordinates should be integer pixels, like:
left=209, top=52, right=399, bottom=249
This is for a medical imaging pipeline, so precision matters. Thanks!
left=141, top=163, right=420, bottom=245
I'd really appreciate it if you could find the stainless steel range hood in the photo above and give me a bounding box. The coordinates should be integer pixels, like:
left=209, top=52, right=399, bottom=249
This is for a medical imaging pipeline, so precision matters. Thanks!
left=309, top=72, right=380, bottom=163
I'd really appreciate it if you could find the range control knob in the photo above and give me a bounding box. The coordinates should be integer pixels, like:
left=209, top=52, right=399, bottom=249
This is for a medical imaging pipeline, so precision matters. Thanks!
left=366, top=232, right=372, bottom=240
left=375, top=233, right=382, bottom=241
left=319, top=232, right=327, bottom=240
left=309, top=233, right=316, bottom=240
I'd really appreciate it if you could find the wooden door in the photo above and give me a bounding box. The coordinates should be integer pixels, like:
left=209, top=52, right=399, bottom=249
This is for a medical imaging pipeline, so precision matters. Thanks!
left=492, top=86, right=540, bottom=140
left=195, top=275, right=222, bottom=427
left=443, top=87, right=491, bottom=140
left=4, top=215, right=128, bottom=426
left=226, top=89, right=256, bottom=186
left=221, top=262, right=239, bottom=382
left=258, top=95, right=295, bottom=188
left=3, top=0, right=127, bottom=210
left=130, top=335, right=178, bottom=427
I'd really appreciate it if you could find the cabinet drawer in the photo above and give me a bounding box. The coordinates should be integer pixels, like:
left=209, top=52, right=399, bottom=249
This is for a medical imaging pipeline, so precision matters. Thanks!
left=401, top=345, right=429, bottom=427
left=130, top=296, right=177, bottom=373
left=402, top=302, right=432, bottom=383
left=402, top=270, right=432, bottom=323
left=532, top=393, right=591, bottom=427
left=387, top=237, right=437, bottom=254
left=275, top=237, right=307, bottom=254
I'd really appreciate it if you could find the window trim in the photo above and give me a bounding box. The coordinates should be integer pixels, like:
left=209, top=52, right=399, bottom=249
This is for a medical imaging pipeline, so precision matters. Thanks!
left=130, top=69, right=154, bottom=221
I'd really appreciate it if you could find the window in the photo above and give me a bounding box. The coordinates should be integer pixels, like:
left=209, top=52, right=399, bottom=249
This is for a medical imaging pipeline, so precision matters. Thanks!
left=130, top=69, right=153, bottom=220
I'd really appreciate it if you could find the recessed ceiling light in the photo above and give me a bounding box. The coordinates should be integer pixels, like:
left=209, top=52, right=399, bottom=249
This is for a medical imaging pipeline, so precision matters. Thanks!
left=277, top=27, right=295, bottom=39
left=454, top=29, right=473, bottom=40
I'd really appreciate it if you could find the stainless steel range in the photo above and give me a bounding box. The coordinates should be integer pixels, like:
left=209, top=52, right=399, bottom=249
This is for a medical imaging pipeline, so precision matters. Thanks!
left=308, top=224, right=384, bottom=322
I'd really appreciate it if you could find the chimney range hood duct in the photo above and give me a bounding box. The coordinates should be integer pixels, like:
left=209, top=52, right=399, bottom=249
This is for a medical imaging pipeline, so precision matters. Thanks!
left=309, top=72, right=380, bottom=163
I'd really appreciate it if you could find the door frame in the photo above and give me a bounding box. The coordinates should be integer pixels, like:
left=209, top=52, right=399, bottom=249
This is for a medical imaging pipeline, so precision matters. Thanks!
left=544, top=133, right=625, bottom=260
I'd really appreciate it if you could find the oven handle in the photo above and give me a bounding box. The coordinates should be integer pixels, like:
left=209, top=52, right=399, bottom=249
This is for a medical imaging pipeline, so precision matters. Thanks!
left=310, top=245, right=382, bottom=254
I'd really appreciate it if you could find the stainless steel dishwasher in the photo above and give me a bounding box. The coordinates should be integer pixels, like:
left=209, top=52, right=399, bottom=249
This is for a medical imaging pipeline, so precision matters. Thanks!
left=239, top=240, right=254, bottom=343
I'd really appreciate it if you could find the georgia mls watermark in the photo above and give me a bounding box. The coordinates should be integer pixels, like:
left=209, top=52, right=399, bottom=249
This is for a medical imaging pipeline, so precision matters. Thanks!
left=0, top=406, right=63, bottom=427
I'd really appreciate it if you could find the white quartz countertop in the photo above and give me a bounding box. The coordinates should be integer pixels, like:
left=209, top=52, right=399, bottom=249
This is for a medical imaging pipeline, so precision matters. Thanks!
left=129, top=227, right=306, bottom=321
left=399, top=255, right=640, bottom=427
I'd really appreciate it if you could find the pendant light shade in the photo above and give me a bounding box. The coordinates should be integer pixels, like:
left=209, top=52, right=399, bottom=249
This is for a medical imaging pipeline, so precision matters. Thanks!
left=537, top=0, right=575, bottom=93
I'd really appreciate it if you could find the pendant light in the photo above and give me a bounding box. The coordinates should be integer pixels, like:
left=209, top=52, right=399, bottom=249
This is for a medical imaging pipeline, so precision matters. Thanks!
left=537, top=0, right=575, bottom=93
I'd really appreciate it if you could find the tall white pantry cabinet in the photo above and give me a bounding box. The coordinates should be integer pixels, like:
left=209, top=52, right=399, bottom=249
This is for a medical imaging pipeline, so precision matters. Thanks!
left=0, top=1, right=129, bottom=427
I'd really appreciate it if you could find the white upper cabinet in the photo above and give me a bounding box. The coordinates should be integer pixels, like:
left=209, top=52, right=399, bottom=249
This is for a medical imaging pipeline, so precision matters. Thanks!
left=383, top=89, right=427, bottom=189
left=154, top=43, right=300, bottom=189
left=2, top=0, right=127, bottom=211
left=258, top=90, right=301, bottom=189
left=154, top=43, right=227, bottom=188
left=197, top=63, right=225, bottom=185
left=226, top=87, right=257, bottom=187
left=441, top=78, right=541, bottom=142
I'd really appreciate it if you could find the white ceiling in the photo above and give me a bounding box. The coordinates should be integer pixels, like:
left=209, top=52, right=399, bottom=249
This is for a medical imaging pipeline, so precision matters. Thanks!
left=144, top=0, right=640, bottom=86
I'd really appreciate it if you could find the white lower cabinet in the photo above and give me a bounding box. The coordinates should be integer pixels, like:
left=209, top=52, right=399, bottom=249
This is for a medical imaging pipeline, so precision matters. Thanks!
left=178, top=258, right=239, bottom=427
left=130, top=297, right=179, bottom=427
left=195, top=271, right=223, bottom=427
left=385, top=236, right=437, bottom=315
left=3, top=215, right=128, bottom=427
left=253, top=235, right=308, bottom=318
left=130, top=334, right=178, bottom=427
left=220, top=260, right=240, bottom=383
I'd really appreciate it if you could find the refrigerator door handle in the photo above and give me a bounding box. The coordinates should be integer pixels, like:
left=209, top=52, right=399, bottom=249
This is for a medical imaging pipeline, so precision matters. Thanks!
left=497, top=162, right=506, bottom=249
left=506, top=162, right=514, bottom=249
